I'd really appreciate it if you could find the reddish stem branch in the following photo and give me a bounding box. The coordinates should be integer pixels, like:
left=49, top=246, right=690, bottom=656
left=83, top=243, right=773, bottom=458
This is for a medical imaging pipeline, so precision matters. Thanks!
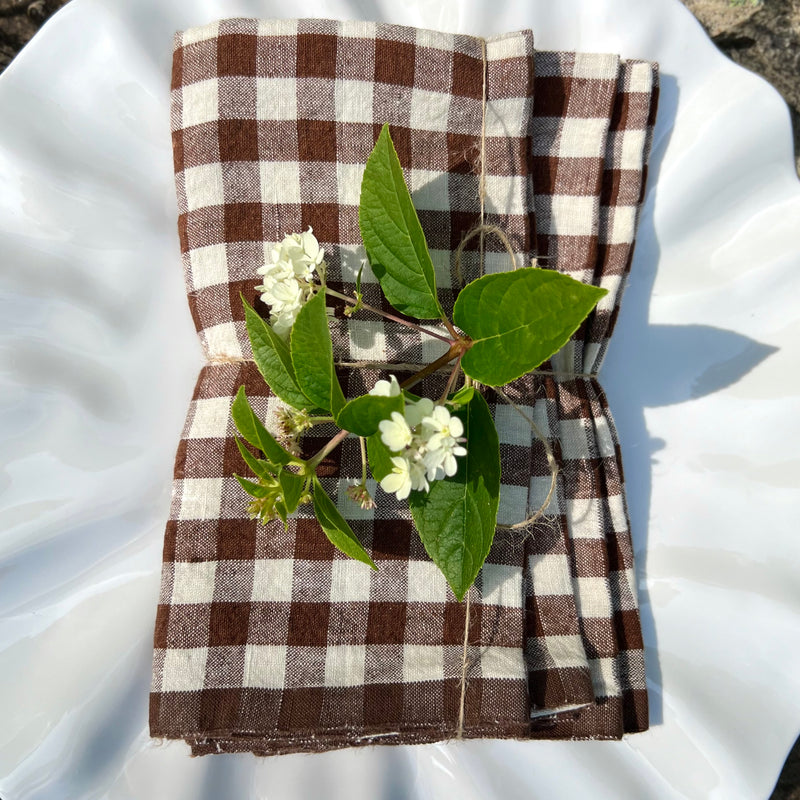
left=440, top=357, right=463, bottom=402
left=308, top=428, right=349, bottom=468
left=400, top=342, right=463, bottom=391
left=441, top=316, right=461, bottom=341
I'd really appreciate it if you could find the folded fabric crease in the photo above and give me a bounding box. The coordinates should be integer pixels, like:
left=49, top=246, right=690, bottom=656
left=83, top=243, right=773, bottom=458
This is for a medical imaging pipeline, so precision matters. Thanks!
left=151, top=17, right=658, bottom=755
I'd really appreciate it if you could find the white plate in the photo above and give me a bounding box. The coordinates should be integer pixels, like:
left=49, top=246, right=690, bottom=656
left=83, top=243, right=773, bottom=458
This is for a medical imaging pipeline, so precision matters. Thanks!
left=1, top=0, right=799, bottom=798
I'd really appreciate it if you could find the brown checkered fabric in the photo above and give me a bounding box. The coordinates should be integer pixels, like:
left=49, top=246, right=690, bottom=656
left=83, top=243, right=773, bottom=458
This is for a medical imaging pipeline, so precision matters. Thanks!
left=150, top=18, right=658, bottom=755
left=525, top=56, right=659, bottom=737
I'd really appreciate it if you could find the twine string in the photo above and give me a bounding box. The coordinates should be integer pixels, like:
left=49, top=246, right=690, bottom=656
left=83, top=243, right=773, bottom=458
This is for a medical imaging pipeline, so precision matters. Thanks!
left=454, top=35, right=489, bottom=744
left=494, top=387, right=559, bottom=529
left=455, top=586, right=472, bottom=740
left=453, top=222, right=520, bottom=289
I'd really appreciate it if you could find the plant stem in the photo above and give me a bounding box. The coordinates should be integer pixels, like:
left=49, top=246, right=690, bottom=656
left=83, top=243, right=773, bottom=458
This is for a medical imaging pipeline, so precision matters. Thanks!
left=308, top=428, right=349, bottom=469
left=400, top=342, right=463, bottom=391
left=359, top=436, right=368, bottom=484
left=308, top=416, right=335, bottom=425
left=324, top=286, right=452, bottom=344
left=440, top=315, right=460, bottom=341
left=440, top=357, right=463, bottom=402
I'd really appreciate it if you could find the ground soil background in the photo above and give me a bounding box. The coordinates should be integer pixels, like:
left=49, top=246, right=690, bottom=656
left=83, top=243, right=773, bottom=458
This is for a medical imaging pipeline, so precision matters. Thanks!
left=0, top=0, right=798, bottom=797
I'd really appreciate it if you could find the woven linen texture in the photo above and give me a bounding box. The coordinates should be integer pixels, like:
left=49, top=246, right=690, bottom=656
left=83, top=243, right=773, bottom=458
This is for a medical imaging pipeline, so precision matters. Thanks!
left=151, top=17, right=658, bottom=755
left=525, top=55, right=659, bottom=738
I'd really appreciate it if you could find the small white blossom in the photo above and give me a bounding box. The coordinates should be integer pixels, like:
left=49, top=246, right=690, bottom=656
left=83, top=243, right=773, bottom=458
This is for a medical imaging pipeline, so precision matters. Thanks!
left=376, top=397, right=467, bottom=500
left=297, top=227, right=325, bottom=267
left=256, top=227, right=324, bottom=338
left=380, top=456, right=413, bottom=500
left=422, top=437, right=468, bottom=480
left=269, top=276, right=303, bottom=313
left=380, top=453, right=430, bottom=501
left=421, top=405, right=467, bottom=479
left=369, top=375, right=401, bottom=398
left=422, top=404, right=464, bottom=444
left=407, top=454, right=430, bottom=493
left=378, top=411, right=413, bottom=451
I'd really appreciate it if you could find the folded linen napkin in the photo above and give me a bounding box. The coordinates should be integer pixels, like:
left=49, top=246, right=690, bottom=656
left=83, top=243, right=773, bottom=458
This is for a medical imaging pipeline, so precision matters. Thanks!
left=150, top=17, right=658, bottom=755
left=526, top=54, right=658, bottom=737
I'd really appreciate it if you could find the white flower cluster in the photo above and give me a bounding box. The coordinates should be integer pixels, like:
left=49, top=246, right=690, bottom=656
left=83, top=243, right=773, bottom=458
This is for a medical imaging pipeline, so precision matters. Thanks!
left=370, top=376, right=467, bottom=501
left=256, top=228, right=325, bottom=338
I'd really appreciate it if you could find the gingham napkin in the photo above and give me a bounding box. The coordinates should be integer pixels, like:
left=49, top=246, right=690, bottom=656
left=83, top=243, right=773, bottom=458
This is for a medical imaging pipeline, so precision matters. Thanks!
left=525, top=55, right=658, bottom=737
left=150, top=18, right=658, bottom=755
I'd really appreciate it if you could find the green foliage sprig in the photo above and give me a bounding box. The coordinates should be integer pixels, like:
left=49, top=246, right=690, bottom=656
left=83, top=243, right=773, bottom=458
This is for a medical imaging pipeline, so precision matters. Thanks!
left=231, top=124, right=606, bottom=601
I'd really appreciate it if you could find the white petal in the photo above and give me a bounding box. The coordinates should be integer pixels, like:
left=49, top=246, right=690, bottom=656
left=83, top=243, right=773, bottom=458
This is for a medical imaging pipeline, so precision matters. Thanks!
left=380, top=472, right=404, bottom=493
left=430, top=432, right=462, bottom=455
left=423, top=448, right=445, bottom=469
left=301, top=229, right=320, bottom=261
left=443, top=453, right=458, bottom=476
left=380, top=458, right=412, bottom=500
left=271, top=313, right=294, bottom=339
left=370, top=375, right=400, bottom=398
left=291, top=261, right=313, bottom=279
left=267, top=261, right=293, bottom=281
left=405, top=397, right=435, bottom=428
left=421, top=409, right=446, bottom=433
left=408, top=460, right=430, bottom=493
left=448, top=415, right=464, bottom=438
left=378, top=412, right=412, bottom=451
left=271, top=279, right=302, bottom=310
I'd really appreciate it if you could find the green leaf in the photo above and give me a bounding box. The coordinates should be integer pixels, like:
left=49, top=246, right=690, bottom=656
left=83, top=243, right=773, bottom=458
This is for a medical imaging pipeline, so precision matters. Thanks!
left=312, top=478, right=377, bottom=570
left=279, top=469, right=306, bottom=514
left=355, top=263, right=364, bottom=296
left=367, top=431, right=394, bottom=483
left=290, top=291, right=346, bottom=415
left=275, top=499, right=288, bottom=527
left=235, top=437, right=278, bottom=480
left=242, top=295, right=316, bottom=411
left=234, top=474, right=271, bottom=498
left=335, top=392, right=405, bottom=437
left=449, top=385, right=474, bottom=406
left=453, top=268, right=607, bottom=387
left=408, top=391, right=500, bottom=601
left=231, top=386, right=293, bottom=465
left=359, top=124, right=443, bottom=320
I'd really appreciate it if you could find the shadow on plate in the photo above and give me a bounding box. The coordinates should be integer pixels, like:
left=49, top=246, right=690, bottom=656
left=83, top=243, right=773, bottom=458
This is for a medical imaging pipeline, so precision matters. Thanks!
left=605, top=71, right=778, bottom=726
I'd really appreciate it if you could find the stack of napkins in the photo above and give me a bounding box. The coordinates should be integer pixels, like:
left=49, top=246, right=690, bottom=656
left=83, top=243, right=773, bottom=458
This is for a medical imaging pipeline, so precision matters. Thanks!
left=150, top=18, right=658, bottom=755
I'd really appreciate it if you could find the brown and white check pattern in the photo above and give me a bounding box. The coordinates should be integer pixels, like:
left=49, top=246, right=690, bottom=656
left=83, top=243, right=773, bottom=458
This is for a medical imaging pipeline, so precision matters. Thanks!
left=151, top=18, right=658, bottom=754
left=524, top=57, right=659, bottom=738
left=171, top=18, right=535, bottom=364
